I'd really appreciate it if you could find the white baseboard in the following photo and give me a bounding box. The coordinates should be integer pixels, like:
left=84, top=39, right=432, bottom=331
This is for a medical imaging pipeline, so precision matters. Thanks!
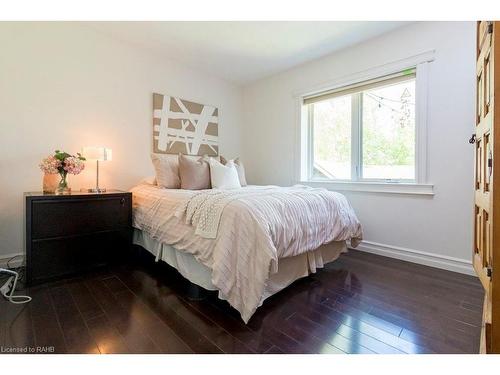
left=351, top=240, right=475, bottom=276
left=0, top=253, right=24, bottom=269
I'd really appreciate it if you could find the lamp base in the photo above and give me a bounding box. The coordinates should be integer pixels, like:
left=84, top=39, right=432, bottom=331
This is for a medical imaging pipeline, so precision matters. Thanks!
left=81, top=188, right=107, bottom=193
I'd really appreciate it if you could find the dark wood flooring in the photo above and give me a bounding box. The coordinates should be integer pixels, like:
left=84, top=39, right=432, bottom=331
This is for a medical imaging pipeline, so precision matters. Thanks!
left=0, top=250, right=484, bottom=354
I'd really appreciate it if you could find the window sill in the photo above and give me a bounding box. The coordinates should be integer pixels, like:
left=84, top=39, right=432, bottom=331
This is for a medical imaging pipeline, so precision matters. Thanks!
left=299, top=180, right=434, bottom=196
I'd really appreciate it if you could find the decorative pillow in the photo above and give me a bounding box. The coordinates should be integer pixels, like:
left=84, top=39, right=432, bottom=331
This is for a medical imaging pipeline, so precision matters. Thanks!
left=209, top=158, right=241, bottom=189
left=179, top=153, right=211, bottom=190
left=150, top=154, right=181, bottom=189
left=140, top=176, right=157, bottom=185
left=220, top=156, right=247, bottom=186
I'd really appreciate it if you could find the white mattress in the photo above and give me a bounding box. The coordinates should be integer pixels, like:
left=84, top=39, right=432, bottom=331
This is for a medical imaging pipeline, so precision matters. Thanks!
left=133, top=228, right=347, bottom=303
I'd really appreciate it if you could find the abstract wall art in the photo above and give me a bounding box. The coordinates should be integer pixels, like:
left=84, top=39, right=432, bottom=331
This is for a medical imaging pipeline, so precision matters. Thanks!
left=153, top=93, right=219, bottom=156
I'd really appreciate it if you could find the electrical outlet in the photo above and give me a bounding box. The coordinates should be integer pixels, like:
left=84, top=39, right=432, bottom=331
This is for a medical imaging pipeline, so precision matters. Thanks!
left=0, top=276, right=14, bottom=297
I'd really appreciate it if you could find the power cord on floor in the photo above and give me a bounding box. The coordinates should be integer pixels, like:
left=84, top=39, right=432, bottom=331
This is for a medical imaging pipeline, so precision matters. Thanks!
left=1, top=255, right=32, bottom=304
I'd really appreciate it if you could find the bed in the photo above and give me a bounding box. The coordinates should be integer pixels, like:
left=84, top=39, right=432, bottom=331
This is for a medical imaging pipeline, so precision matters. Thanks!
left=131, top=183, right=363, bottom=323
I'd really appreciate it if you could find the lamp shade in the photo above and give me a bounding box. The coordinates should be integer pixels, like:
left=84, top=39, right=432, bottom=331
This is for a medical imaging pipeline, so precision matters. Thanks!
left=82, top=146, right=112, bottom=161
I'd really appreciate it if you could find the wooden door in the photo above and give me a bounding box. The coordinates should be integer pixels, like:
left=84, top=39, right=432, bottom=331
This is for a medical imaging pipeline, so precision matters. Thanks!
left=475, top=20, right=500, bottom=354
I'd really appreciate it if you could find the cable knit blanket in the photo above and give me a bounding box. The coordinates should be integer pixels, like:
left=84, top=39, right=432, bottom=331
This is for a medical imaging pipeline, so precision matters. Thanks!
left=175, top=186, right=288, bottom=239
left=131, top=184, right=363, bottom=323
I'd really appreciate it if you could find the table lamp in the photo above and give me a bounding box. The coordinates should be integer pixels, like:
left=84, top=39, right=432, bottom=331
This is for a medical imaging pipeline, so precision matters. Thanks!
left=82, top=146, right=112, bottom=193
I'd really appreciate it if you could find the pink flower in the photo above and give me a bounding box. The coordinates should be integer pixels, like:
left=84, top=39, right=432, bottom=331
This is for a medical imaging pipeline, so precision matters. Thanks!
left=63, top=156, right=85, bottom=175
left=39, top=155, right=61, bottom=174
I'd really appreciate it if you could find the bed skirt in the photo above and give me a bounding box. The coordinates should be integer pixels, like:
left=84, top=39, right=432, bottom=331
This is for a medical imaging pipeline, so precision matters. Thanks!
left=133, top=228, right=347, bottom=303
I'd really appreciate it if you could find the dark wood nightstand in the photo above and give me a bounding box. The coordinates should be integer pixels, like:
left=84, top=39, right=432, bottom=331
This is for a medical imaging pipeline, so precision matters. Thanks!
left=24, top=190, right=132, bottom=285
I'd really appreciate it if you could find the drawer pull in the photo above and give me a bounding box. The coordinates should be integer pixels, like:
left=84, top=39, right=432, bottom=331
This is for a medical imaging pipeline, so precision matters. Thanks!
left=120, top=198, right=125, bottom=205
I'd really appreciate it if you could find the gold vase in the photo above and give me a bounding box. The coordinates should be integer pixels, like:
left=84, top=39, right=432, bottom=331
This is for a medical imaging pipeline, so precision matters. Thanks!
left=42, top=174, right=59, bottom=194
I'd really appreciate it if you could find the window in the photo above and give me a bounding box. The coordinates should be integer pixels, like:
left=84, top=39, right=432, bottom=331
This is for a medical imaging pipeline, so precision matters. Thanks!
left=303, top=70, right=418, bottom=183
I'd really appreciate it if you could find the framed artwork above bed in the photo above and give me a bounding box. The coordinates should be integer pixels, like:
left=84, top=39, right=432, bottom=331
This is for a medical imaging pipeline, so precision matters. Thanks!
left=153, top=93, right=219, bottom=156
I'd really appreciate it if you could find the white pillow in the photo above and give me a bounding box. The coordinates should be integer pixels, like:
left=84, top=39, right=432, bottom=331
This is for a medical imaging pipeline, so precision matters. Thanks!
left=220, top=156, right=247, bottom=186
left=209, top=158, right=241, bottom=189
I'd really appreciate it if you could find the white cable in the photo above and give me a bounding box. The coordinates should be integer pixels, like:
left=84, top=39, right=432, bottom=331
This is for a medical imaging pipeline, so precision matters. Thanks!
left=0, top=268, right=32, bottom=304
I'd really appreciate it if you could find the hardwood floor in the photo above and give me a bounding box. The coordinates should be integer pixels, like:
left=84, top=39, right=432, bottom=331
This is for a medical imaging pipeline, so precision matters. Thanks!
left=0, top=250, right=484, bottom=354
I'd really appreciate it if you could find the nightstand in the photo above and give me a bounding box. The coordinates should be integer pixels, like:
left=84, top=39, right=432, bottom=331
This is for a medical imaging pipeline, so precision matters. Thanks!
left=24, top=190, right=132, bottom=285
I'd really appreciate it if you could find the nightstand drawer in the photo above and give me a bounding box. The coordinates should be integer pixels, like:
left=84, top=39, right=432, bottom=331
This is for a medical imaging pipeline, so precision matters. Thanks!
left=31, top=195, right=131, bottom=239
left=30, top=229, right=130, bottom=284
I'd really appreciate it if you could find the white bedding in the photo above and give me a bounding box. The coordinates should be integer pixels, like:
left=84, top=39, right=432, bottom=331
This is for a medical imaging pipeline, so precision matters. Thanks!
left=131, top=184, right=362, bottom=322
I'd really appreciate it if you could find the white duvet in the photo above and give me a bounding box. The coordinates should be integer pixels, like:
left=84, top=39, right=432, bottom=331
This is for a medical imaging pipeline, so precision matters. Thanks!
left=131, top=184, right=363, bottom=322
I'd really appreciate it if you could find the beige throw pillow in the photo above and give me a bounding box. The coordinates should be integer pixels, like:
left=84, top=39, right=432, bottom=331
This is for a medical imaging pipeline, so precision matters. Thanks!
left=220, top=156, right=247, bottom=186
left=151, top=154, right=181, bottom=189
left=179, top=154, right=211, bottom=190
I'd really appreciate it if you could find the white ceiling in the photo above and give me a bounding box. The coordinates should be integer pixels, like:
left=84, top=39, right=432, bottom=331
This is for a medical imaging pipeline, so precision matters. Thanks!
left=87, top=21, right=410, bottom=85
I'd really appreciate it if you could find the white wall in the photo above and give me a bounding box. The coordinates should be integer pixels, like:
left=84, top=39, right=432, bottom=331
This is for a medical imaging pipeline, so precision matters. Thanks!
left=0, top=22, right=242, bottom=259
left=242, top=22, right=476, bottom=274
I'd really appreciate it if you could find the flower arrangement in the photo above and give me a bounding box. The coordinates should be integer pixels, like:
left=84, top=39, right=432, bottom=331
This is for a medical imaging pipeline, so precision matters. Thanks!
left=39, top=150, right=86, bottom=194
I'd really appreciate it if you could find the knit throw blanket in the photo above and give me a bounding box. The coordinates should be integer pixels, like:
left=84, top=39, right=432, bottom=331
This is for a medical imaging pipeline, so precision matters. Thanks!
left=174, top=186, right=280, bottom=239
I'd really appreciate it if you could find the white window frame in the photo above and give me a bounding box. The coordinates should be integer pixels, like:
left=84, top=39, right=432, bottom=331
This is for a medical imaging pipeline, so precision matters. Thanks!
left=294, top=51, right=435, bottom=195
